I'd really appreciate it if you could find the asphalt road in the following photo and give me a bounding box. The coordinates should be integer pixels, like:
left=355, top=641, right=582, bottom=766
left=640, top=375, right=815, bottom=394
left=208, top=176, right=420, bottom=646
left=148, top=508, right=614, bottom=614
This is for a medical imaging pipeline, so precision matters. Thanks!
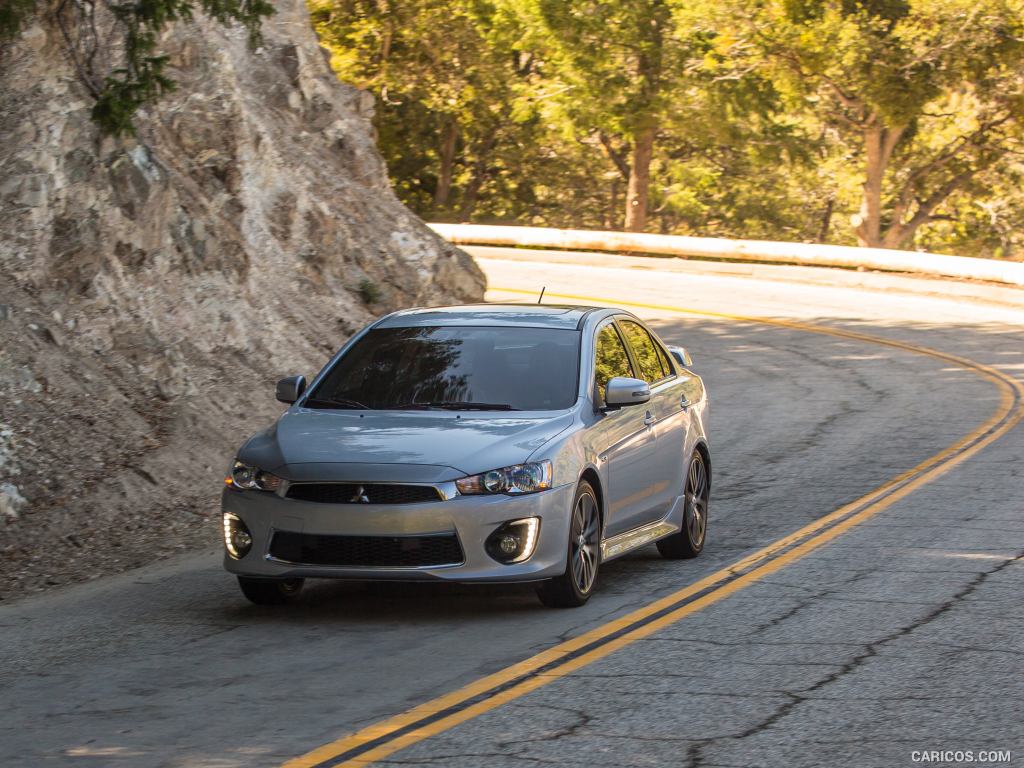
left=2, top=248, right=1023, bottom=768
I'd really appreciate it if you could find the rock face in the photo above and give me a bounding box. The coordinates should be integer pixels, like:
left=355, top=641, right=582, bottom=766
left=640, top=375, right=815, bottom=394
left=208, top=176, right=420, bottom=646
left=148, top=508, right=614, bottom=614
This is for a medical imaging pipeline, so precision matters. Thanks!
left=0, top=0, right=485, bottom=599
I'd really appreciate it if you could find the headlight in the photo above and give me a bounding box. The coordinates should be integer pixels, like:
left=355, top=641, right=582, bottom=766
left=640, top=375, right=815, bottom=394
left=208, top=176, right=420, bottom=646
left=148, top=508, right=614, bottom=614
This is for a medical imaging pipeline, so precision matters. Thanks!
left=456, top=460, right=552, bottom=495
left=225, top=460, right=282, bottom=492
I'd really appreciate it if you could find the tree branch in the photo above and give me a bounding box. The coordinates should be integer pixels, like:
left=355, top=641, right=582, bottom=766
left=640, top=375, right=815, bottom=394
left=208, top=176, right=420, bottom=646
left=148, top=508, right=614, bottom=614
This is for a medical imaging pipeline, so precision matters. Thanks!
left=760, top=37, right=870, bottom=128
left=905, top=169, right=976, bottom=231
left=598, top=132, right=631, bottom=181
left=892, top=111, right=1014, bottom=225
left=54, top=0, right=103, bottom=98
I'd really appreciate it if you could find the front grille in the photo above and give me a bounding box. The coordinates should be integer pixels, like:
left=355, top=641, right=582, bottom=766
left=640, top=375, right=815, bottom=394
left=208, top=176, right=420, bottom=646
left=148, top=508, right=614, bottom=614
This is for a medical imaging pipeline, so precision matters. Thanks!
left=269, top=530, right=464, bottom=568
left=285, top=483, right=441, bottom=505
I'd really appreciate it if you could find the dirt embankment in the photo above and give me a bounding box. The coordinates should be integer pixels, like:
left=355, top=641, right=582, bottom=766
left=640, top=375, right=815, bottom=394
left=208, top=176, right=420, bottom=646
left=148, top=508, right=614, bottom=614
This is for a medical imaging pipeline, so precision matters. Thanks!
left=0, top=0, right=485, bottom=600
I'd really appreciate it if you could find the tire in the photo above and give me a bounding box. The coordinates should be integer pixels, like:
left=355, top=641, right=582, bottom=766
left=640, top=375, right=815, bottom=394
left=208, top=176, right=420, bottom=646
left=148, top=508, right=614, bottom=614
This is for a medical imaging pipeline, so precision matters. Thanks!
left=237, top=576, right=305, bottom=605
left=537, top=481, right=601, bottom=608
left=657, top=450, right=709, bottom=560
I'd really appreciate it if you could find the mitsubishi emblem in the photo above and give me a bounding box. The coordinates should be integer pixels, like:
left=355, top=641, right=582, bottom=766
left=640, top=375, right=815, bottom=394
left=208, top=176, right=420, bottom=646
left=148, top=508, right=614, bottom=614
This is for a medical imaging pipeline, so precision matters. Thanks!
left=349, top=485, right=370, bottom=504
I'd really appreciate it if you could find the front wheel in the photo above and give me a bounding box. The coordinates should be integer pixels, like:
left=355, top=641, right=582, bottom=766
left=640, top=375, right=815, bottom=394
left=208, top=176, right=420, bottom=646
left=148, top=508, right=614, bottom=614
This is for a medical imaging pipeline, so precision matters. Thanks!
left=237, top=576, right=305, bottom=605
left=657, top=450, right=709, bottom=560
left=537, top=481, right=600, bottom=608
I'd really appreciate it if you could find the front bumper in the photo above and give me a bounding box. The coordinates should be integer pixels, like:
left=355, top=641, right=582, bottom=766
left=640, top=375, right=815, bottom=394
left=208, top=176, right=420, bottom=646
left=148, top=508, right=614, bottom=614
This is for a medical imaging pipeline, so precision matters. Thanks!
left=220, top=483, right=575, bottom=582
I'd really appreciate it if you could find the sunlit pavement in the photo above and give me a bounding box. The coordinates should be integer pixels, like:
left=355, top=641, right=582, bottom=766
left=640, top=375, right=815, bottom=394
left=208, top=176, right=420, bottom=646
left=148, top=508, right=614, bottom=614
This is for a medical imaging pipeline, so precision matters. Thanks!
left=1, top=250, right=1022, bottom=767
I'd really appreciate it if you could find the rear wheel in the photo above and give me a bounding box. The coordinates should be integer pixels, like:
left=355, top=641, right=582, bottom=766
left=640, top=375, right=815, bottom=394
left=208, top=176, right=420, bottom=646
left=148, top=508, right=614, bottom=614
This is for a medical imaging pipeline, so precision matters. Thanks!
left=237, top=576, right=305, bottom=605
left=537, top=481, right=600, bottom=608
left=657, top=451, right=709, bottom=560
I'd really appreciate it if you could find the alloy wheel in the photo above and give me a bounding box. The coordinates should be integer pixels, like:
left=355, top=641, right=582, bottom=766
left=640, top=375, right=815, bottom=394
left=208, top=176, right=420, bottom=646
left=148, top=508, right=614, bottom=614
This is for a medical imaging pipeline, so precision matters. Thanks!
left=571, top=490, right=600, bottom=594
left=686, top=453, right=708, bottom=547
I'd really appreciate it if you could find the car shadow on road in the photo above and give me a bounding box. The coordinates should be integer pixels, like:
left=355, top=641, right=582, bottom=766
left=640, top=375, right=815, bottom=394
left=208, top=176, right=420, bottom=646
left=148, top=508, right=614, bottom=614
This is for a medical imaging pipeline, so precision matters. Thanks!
left=211, top=551, right=656, bottom=625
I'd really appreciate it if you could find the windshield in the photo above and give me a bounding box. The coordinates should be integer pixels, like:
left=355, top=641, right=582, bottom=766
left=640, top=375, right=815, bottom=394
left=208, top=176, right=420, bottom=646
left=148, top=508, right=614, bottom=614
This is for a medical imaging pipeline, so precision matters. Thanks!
left=306, top=326, right=581, bottom=411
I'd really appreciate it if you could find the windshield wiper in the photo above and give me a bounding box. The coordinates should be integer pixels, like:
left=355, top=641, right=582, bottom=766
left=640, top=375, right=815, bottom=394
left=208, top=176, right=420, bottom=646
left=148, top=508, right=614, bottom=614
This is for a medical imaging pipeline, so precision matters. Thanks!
left=394, top=401, right=519, bottom=411
left=303, top=396, right=369, bottom=410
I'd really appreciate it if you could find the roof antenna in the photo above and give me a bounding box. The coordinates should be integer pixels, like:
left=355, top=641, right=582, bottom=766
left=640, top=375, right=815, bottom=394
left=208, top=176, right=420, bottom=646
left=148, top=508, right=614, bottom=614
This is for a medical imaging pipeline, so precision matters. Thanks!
left=537, top=286, right=546, bottom=304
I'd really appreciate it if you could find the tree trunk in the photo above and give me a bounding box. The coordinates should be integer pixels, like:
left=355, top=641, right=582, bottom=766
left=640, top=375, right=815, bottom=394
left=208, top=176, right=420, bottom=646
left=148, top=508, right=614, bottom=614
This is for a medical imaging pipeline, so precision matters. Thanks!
left=817, top=195, right=834, bottom=242
left=624, top=124, right=656, bottom=232
left=881, top=220, right=911, bottom=250
left=608, top=178, right=620, bottom=229
left=456, top=162, right=485, bottom=220
left=598, top=132, right=630, bottom=182
left=855, top=126, right=884, bottom=247
left=854, top=124, right=904, bottom=247
left=880, top=167, right=975, bottom=250
left=433, top=118, right=458, bottom=209
left=376, top=1, right=393, bottom=60
left=457, top=133, right=497, bottom=220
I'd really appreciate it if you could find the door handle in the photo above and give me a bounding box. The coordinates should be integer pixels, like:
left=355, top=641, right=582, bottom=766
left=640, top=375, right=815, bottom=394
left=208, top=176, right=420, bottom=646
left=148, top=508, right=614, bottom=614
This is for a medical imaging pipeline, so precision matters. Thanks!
left=643, top=411, right=656, bottom=427
left=680, top=395, right=690, bottom=409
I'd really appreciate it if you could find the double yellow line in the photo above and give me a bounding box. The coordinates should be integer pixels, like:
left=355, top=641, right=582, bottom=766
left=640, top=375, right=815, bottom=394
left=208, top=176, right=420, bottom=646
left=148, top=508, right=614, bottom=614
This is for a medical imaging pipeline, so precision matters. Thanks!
left=283, top=288, right=1024, bottom=768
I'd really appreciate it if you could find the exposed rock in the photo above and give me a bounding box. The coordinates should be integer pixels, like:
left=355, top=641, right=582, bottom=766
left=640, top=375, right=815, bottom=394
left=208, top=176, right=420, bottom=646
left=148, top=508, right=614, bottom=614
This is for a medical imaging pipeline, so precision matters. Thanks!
left=0, top=0, right=485, bottom=599
left=0, top=484, right=27, bottom=520
left=0, top=426, right=17, bottom=475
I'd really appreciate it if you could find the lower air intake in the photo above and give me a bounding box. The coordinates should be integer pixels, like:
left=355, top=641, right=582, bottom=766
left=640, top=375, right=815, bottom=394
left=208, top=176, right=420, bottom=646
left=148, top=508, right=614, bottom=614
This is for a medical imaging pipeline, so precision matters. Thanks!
left=269, top=530, right=464, bottom=567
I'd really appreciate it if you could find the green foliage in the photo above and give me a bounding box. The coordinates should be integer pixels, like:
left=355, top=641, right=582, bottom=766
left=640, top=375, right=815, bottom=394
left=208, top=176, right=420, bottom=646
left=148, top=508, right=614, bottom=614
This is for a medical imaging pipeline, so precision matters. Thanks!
left=0, top=0, right=37, bottom=40
left=521, top=0, right=678, bottom=136
left=739, top=0, right=1024, bottom=247
left=310, top=0, right=532, bottom=217
left=98, top=0, right=274, bottom=135
left=92, top=56, right=176, bottom=138
left=357, top=278, right=382, bottom=304
left=4, top=0, right=274, bottom=136
left=310, top=0, right=1024, bottom=256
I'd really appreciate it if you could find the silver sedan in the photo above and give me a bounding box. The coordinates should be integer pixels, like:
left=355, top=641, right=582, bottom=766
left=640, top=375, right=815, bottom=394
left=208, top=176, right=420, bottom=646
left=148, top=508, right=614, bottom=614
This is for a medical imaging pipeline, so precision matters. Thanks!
left=222, top=304, right=710, bottom=607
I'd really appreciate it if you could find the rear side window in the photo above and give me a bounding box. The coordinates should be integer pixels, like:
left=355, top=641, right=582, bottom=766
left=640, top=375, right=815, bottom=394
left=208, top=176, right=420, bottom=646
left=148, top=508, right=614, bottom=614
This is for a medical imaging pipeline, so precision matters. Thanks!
left=619, top=320, right=671, bottom=384
left=594, top=324, right=634, bottom=401
left=654, top=341, right=674, bottom=377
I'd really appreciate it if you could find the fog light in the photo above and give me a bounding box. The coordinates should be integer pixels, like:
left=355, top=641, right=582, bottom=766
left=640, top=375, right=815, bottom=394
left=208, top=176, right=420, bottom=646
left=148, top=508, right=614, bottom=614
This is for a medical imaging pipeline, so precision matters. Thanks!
left=485, top=518, right=540, bottom=564
left=223, top=512, right=253, bottom=559
left=232, top=529, right=252, bottom=552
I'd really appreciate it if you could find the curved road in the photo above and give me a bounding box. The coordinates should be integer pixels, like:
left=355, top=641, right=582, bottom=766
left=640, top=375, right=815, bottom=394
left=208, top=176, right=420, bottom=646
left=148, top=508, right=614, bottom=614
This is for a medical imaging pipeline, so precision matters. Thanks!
left=2, top=248, right=1023, bottom=768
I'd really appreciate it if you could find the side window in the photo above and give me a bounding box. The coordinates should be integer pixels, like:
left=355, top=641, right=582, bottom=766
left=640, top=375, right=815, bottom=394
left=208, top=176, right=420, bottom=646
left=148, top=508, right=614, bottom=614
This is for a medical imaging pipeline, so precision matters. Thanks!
left=619, top=320, right=670, bottom=384
left=654, top=341, right=675, bottom=376
left=594, top=324, right=634, bottom=402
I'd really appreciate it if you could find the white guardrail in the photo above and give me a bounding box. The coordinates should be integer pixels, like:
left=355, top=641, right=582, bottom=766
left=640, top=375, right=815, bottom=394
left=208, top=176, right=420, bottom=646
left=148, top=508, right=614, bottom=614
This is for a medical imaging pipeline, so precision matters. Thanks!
left=428, top=223, right=1024, bottom=289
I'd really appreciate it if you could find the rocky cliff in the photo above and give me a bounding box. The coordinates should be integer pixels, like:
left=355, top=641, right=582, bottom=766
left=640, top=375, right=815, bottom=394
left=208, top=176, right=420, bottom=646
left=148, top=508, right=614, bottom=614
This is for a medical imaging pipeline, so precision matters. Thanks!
left=0, top=0, right=485, bottom=599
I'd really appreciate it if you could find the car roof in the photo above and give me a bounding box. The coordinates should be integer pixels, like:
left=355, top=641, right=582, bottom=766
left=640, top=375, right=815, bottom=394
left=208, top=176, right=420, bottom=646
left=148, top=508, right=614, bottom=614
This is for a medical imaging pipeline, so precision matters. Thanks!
left=376, top=303, right=611, bottom=330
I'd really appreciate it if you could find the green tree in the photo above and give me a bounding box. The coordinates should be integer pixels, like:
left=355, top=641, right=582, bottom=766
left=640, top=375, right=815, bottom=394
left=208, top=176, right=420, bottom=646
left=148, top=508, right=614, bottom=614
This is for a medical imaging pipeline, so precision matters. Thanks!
left=505, top=0, right=684, bottom=231
left=1, top=0, right=274, bottom=136
left=310, top=0, right=531, bottom=218
left=648, top=5, right=814, bottom=238
left=305, top=0, right=1024, bottom=256
left=503, top=0, right=791, bottom=233
left=739, top=0, right=1024, bottom=248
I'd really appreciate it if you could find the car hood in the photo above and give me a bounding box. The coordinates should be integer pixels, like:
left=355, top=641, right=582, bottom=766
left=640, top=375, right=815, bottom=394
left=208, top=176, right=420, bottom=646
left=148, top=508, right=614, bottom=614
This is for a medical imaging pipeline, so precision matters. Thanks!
left=239, top=409, right=575, bottom=482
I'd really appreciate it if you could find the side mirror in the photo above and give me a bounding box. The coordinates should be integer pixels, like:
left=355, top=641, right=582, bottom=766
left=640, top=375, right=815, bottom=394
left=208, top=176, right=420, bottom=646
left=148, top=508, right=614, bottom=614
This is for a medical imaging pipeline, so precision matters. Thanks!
left=275, top=375, right=306, bottom=404
left=604, top=377, right=651, bottom=409
left=667, top=345, right=693, bottom=368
